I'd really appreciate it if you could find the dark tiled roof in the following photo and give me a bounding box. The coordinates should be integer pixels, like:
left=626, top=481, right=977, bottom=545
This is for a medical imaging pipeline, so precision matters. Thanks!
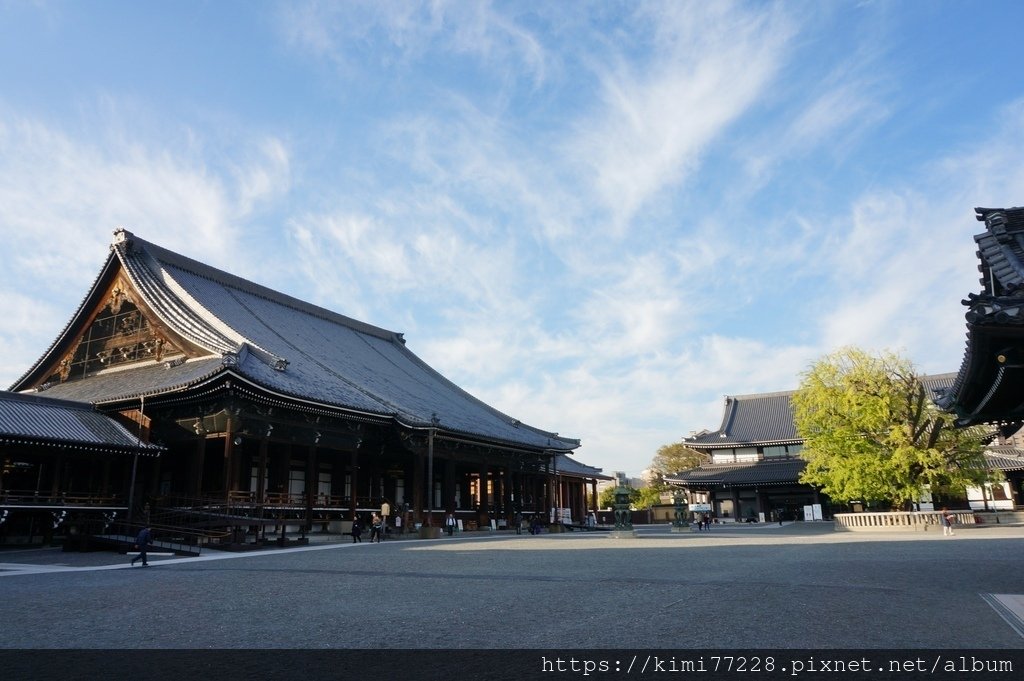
left=684, top=391, right=798, bottom=449
left=665, top=459, right=806, bottom=487
left=15, top=230, right=579, bottom=454
left=553, top=454, right=613, bottom=480
left=0, top=391, right=162, bottom=455
left=922, top=373, right=957, bottom=394
left=687, top=375, right=957, bottom=450
left=36, top=357, right=226, bottom=404
left=974, top=207, right=1024, bottom=292
left=983, top=446, right=1024, bottom=472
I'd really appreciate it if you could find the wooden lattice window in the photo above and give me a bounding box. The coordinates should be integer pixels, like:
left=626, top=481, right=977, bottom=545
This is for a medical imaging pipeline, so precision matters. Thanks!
left=50, top=300, right=177, bottom=383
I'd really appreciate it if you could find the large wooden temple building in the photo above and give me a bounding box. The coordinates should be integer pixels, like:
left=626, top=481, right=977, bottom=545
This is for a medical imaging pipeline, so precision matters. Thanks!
left=1, top=229, right=606, bottom=545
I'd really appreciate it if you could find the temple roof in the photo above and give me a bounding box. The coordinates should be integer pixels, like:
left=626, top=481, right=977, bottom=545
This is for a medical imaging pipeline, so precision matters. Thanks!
left=665, top=459, right=806, bottom=488
left=12, top=230, right=579, bottom=454
left=553, top=453, right=613, bottom=480
left=684, top=390, right=799, bottom=450
left=982, top=446, right=1024, bottom=472
left=935, top=207, right=1024, bottom=425
left=686, top=374, right=956, bottom=450
left=0, top=391, right=162, bottom=456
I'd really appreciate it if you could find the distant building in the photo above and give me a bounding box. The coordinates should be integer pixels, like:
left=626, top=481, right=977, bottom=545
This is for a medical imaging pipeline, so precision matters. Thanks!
left=666, top=390, right=821, bottom=521
left=664, top=374, right=1015, bottom=519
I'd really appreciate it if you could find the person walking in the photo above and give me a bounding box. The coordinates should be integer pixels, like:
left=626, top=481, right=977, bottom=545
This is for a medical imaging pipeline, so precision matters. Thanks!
left=351, top=514, right=363, bottom=543
left=130, top=526, right=152, bottom=567
left=380, top=499, right=391, bottom=541
left=444, top=512, right=457, bottom=536
left=941, top=507, right=956, bottom=536
left=370, top=513, right=383, bottom=542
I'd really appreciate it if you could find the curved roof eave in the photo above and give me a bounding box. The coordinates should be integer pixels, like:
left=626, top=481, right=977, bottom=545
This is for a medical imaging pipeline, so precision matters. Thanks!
left=226, top=369, right=580, bottom=453
left=95, top=365, right=581, bottom=454
left=686, top=438, right=804, bottom=450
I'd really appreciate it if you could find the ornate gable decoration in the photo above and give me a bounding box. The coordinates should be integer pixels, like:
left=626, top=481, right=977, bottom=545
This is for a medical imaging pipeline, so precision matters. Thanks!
left=47, top=275, right=186, bottom=384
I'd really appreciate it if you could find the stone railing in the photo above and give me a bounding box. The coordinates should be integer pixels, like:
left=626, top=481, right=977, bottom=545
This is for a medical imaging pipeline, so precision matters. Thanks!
left=833, top=511, right=974, bottom=532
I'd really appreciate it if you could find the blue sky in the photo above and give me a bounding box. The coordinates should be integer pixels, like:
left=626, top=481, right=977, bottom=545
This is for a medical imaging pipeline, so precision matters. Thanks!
left=2, top=1, right=1024, bottom=478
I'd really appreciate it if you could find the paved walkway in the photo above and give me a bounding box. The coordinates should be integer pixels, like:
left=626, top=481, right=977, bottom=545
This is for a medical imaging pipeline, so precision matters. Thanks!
left=2, top=522, right=1023, bottom=649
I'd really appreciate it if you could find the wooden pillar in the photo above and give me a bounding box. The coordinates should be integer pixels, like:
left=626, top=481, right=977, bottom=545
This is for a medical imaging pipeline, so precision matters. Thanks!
left=256, top=437, right=269, bottom=502
left=444, top=457, right=456, bottom=512
left=222, top=420, right=235, bottom=501
left=574, top=480, right=582, bottom=521
left=493, top=468, right=503, bottom=517
left=546, top=466, right=556, bottom=520
left=478, top=463, right=490, bottom=524
left=505, top=463, right=514, bottom=513
left=349, top=446, right=359, bottom=519
left=305, top=445, right=317, bottom=531
left=148, top=456, right=161, bottom=496
left=275, top=443, right=291, bottom=499
left=412, top=450, right=424, bottom=524
left=100, top=458, right=112, bottom=496
left=51, top=453, right=65, bottom=498
left=426, top=431, right=434, bottom=526
left=192, top=436, right=206, bottom=497
left=459, top=470, right=470, bottom=510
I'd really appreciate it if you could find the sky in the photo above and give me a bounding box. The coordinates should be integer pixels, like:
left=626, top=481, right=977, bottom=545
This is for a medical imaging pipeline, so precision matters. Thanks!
left=2, top=1, right=1024, bottom=478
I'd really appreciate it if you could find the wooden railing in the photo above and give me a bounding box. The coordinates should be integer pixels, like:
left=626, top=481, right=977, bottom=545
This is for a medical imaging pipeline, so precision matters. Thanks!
left=833, top=510, right=975, bottom=532
left=112, top=521, right=231, bottom=554
left=226, top=492, right=347, bottom=507
left=0, top=490, right=122, bottom=507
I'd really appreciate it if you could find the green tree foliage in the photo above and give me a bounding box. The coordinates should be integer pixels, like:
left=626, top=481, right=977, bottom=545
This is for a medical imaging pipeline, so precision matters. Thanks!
left=647, top=443, right=706, bottom=490
left=598, top=485, right=641, bottom=509
left=793, top=347, right=991, bottom=508
left=634, top=486, right=664, bottom=510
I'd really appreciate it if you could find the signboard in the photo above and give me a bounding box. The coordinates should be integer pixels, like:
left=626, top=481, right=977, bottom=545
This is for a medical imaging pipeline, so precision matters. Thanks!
left=690, top=503, right=711, bottom=512
left=803, top=504, right=823, bottom=521
left=550, top=507, right=572, bottom=524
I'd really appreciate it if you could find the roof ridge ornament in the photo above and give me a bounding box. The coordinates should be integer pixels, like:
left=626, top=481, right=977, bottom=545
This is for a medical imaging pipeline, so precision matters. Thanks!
left=112, top=228, right=134, bottom=250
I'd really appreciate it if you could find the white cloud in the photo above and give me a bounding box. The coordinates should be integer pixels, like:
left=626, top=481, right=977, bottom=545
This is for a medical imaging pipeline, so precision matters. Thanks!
left=0, top=105, right=291, bottom=385
left=815, top=98, right=1024, bottom=374
left=569, top=3, right=797, bottom=234
left=4, top=2, right=1022, bottom=482
left=278, top=0, right=549, bottom=87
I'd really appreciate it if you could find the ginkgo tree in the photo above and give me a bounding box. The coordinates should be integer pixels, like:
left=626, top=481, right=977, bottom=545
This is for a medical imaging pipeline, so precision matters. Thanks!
left=647, top=442, right=706, bottom=488
left=792, top=347, right=993, bottom=509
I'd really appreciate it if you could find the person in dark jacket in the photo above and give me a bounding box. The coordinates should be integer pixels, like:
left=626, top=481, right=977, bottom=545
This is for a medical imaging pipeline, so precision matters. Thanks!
left=130, top=527, right=152, bottom=567
left=351, top=515, right=363, bottom=543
